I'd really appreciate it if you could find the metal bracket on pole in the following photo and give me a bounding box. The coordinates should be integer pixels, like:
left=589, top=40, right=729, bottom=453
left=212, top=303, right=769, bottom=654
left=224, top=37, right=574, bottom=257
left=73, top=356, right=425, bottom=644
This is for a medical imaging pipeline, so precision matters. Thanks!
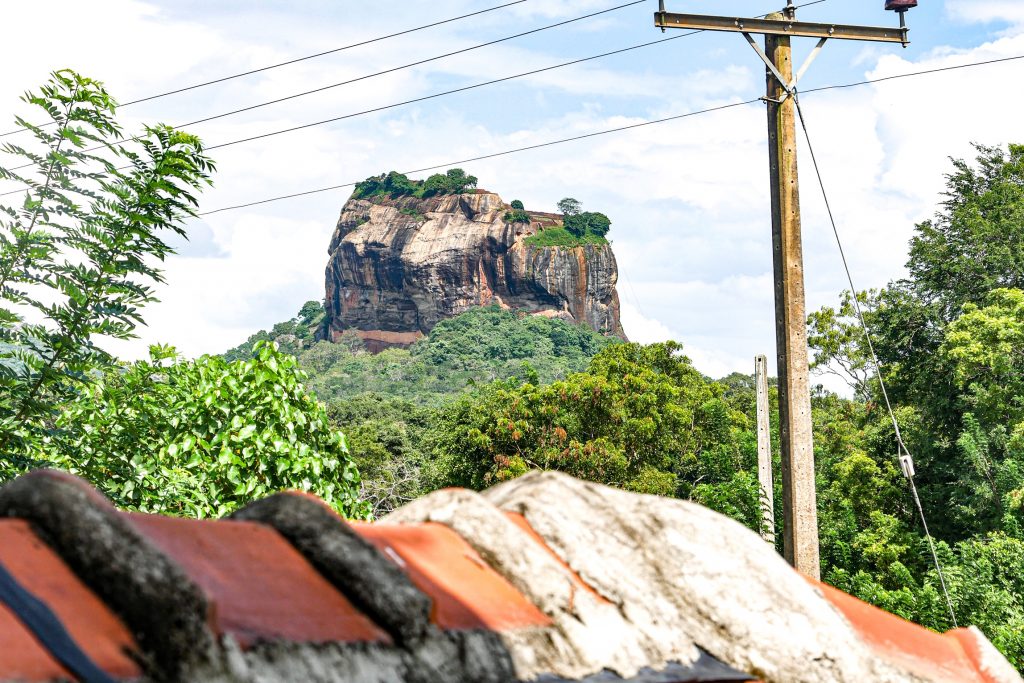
left=746, top=34, right=828, bottom=103
left=744, top=32, right=790, bottom=92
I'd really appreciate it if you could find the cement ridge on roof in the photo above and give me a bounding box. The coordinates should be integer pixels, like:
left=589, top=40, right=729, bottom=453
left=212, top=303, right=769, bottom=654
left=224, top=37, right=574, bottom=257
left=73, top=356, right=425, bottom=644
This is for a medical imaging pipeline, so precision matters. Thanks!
left=0, top=468, right=1020, bottom=683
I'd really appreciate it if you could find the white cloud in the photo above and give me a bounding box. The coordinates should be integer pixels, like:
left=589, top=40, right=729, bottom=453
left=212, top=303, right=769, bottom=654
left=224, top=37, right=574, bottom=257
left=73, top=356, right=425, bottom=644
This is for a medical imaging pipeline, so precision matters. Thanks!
left=947, top=1, right=1024, bottom=27
left=3, top=0, right=1022, bottom=379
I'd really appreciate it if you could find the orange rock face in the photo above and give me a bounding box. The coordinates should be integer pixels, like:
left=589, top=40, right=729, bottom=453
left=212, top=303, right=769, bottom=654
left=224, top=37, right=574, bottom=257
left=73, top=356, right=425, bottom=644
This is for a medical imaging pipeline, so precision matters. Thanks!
left=321, top=192, right=625, bottom=349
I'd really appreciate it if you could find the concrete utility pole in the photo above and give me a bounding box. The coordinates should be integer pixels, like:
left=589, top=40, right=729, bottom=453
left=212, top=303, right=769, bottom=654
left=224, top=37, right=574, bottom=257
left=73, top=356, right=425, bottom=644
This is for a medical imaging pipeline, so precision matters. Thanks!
left=764, top=10, right=818, bottom=575
left=654, top=1, right=911, bottom=579
left=755, top=355, right=775, bottom=545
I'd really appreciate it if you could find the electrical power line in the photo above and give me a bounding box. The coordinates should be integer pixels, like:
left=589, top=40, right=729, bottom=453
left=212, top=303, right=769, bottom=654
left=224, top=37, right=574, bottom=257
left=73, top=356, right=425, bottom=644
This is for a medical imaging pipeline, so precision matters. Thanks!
left=199, top=0, right=832, bottom=151
left=802, top=53, right=1024, bottom=95
left=193, top=52, right=1024, bottom=216
left=173, top=0, right=644, bottom=130
left=206, top=31, right=703, bottom=151
left=0, top=0, right=645, bottom=175
left=0, top=0, right=529, bottom=138
left=197, top=98, right=758, bottom=216
left=792, top=94, right=959, bottom=628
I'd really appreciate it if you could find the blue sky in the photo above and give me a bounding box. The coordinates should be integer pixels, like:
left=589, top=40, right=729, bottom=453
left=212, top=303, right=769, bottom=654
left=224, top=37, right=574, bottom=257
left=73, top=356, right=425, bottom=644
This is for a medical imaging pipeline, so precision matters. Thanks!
left=1, top=0, right=1022, bottom=387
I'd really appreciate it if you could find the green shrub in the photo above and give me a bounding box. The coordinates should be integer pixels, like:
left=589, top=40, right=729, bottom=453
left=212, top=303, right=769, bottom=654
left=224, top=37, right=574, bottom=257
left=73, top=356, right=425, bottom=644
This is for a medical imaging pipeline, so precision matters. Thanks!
left=524, top=226, right=608, bottom=248
left=352, top=171, right=418, bottom=200
left=564, top=211, right=612, bottom=239
left=49, top=342, right=368, bottom=519
left=504, top=209, right=530, bottom=223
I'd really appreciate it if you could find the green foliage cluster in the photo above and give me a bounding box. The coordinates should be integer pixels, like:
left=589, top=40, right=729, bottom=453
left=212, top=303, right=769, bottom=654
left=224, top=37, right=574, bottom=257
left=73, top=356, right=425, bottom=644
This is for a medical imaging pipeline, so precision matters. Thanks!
left=223, top=300, right=325, bottom=362
left=291, top=305, right=618, bottom=405
left=504, top=209, right=530, bottom=224
left=0, top=72, right=365, bottom=523
left=524, top=197, right=611, bottom=247
left=351, top=168, right=477, bottom=201
left=524, top=226, right=609, bottom=248
left=431, top=341, right=721, bottom=494
left=0, top=71, right=215, bottom=459
left=49, top=342, right=367, bottom=518
left=807, top=144, right=1024, bottom=669
left=220, top=305, right=618, bottom=515
left=564, top=212, right=611, bottom=239
left=558, top=196, right=611, bottom=238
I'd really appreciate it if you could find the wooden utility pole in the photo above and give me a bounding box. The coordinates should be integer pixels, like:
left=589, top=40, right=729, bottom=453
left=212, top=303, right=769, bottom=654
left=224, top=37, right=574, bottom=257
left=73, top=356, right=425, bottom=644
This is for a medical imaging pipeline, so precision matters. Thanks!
left=654, top=1, right=911, bottom=578
left=755, top=355, right=775, bottom=545
left=764, top=11, right=818, bottom=577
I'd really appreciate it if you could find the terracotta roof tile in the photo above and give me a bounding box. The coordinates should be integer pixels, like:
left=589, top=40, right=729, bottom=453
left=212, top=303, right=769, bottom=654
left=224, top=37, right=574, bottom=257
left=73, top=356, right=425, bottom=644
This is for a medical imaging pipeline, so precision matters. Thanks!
left=127, top=513, right=390, bottom=648
left=0, top=520, right=140, bottom=682
left=0, top=469, right=1019, bottom=683
left=816, top=579, right=997, bottom=683
left=354, top=521, right=551, bottom=631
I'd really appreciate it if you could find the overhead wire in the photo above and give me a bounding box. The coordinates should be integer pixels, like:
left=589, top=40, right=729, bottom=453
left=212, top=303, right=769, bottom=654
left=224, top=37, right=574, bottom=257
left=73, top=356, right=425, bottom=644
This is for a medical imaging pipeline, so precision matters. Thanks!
left=197, top=0, right=830, bottom=150
left=192, top=52, right=1024, bottom=216
left=198, top=98, right=759, bottom=215
left=0, top=0, right=529, bottom=137
left=792, top=93, right=959, bottom=627
left=173, top=0, right=645, bottom=130
left=205, top=30, right=703, bottom=151
left=0, top=0, right=645, bottom=176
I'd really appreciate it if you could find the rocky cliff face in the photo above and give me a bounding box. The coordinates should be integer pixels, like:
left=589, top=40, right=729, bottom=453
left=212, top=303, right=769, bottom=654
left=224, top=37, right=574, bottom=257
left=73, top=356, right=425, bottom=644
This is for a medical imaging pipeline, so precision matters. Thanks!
left=321, top=191, right=625, bottom=350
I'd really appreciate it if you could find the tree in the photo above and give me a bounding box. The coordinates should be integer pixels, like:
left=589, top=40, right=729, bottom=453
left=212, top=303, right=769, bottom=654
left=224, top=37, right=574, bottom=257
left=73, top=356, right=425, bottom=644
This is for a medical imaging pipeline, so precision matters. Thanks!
left=298, top=300, right=324, bottom=325
left=563, top=210, right=612, bottom=240
left=510, top=199, right=524, bottom=210
left=431, top=341, right=721, bottom=495
left=504, top=209, right=530, bottom=223
left=557, top=197, right=581, bottom=217
left=0, top=70, right=214, bottom=461
left=326, top=393, right=433, bottom=517
left=48, top=342, right=368, bottom=519
left=352, top=171, right=417, bottom=199
left=585, top=211, right=612, bottom=238
left=808, top=144, right=1024, bottom=540
left=906, top=144, right=1024, bottom=322
left=939, top=288, right=1024, bottom=531
left=806, top=290, right=880, bottom=400
left=443, top=168, right=477, bottom=194
left=421, top=173, right=449, bottom=197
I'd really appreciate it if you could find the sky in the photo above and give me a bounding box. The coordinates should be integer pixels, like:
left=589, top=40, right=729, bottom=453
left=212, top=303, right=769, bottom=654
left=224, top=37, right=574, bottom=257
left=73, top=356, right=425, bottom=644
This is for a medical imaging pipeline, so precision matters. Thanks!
left=1, top=0, right=1022, bottom=387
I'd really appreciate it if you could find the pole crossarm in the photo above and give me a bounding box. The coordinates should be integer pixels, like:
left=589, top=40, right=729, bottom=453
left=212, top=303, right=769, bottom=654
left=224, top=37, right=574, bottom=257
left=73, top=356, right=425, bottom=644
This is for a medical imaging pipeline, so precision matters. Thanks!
left=744, top=35, right=827, bottom=102
left=654, top=12, right=908, bottom=44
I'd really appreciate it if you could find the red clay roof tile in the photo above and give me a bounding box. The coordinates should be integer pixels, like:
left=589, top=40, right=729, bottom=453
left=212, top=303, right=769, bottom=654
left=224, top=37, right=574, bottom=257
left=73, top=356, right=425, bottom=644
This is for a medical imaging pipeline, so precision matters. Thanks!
left=354, top=520, right=551, bottom=632
left=127, top=514, right=391, bottom=648
left=815, top=579, right=988, bottom=682
left=0, top=520, right=140, bottom=682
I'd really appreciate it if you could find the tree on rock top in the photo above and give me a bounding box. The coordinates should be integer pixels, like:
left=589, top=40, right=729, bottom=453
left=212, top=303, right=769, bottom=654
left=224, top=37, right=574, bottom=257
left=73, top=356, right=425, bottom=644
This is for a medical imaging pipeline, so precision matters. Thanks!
left=352, top=168, right=478, bottom=200
left=422, top=168, right=478, bottom=197
left=557, top=197, right=582, bottom=216
left=557, top=197, right=612, bottom=239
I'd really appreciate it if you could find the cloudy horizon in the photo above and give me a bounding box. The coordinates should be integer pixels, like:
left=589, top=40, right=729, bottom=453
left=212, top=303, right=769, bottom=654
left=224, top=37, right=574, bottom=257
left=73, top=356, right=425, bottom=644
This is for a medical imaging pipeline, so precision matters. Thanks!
left=1, top=0, right=1022, bottom=389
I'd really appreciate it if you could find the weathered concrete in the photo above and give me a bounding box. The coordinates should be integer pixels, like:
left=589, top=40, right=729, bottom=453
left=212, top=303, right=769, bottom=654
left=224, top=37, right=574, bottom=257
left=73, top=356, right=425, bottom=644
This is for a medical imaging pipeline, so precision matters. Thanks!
left=385, top=471, right=1023, bottom=683
left=385, top=488, right=700, bottom=681
left=232, top=492, right=431, bottom=646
